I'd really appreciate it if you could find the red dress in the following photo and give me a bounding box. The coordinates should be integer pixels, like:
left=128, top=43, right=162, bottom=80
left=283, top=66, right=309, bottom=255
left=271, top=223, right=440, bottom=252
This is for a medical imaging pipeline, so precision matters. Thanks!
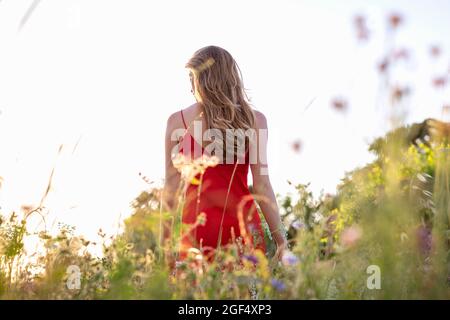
left=178, top=110, right=266, bottom=260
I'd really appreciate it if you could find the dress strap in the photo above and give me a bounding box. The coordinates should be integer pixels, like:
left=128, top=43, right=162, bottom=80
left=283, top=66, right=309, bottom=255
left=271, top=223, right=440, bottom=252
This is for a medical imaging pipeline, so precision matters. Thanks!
left=180, top=110, right=187, bottom=129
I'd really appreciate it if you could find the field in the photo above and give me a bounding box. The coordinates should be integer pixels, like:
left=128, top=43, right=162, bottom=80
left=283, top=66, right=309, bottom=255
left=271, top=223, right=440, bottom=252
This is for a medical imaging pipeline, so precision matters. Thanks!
left=1, top=117, right=449, bottom=299
left=0, top=6, right=450, bottom=300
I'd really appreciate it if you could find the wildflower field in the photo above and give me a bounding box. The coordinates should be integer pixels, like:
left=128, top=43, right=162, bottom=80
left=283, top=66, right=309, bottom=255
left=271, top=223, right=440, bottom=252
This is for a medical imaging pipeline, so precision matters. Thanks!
left=1, top=117, right=449, bottom=299
left=1, top=6, right=450, bottom=300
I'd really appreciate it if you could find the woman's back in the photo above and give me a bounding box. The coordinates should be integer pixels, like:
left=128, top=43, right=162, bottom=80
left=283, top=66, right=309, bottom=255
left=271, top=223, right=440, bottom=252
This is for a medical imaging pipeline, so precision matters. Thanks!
left=178, top=108, right=265, bottom=259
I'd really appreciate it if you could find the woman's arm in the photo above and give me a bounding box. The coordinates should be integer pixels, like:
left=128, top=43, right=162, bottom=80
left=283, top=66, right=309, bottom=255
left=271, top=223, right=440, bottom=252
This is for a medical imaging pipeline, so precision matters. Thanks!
left=250, top=111, right=288, bottom=260
left=163, top=112, right=182, bottom=212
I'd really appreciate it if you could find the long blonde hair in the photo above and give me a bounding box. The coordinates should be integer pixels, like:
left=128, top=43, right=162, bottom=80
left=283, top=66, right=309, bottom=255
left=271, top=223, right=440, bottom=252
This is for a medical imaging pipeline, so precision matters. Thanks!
left=186, top=46, right=255, bottom=132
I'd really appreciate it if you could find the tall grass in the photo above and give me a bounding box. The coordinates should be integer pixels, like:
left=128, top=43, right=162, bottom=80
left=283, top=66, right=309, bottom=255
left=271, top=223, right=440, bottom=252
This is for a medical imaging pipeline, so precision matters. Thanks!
left=0, top=123, right=448, bottom=299
left=0, top=10, right=449, bottom=299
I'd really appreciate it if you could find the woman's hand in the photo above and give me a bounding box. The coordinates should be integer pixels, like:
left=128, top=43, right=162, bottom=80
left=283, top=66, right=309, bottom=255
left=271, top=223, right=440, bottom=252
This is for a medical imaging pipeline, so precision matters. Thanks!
left=273, top=238, right=289, bottom=262
left=271, top=227, right=289, bottom=262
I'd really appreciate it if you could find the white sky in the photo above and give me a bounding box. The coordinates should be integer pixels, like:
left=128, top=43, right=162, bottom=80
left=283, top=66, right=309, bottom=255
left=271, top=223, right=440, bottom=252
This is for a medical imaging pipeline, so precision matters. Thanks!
left=0, top=0, right=449, bottom=240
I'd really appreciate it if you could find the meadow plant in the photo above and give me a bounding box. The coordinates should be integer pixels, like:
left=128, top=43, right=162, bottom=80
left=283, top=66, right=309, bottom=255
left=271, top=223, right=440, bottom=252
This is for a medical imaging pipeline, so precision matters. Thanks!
left=0, top=11, right=449, bottom=300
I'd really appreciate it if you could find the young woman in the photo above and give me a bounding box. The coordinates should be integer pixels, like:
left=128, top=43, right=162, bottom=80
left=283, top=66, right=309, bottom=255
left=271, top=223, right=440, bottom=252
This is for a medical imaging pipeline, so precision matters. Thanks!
left=164, top=45, right=287, bottom=261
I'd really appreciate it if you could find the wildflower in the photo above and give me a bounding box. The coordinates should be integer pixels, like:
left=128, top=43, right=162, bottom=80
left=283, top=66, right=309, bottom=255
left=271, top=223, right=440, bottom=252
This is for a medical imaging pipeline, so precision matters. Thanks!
left=291, top=140, right=302, bottom=153
left=388, top=12, right=403, bottom=29
left=393, top=48, right=409, bottom=61
left=145, top=249, right=155, bottom=264
left=330, top=97, right=348, bottom=113
left=20, top=204, right=34, bottom=215
left=68, top=237, right=82, bottom=252
left=291, top=220, right=304, bottom=230
left=196, top=212, right=207, bottom=226
left=313, top=212, right=323, bottom=223
left=271, top=279, right=286, bottom=292
left=172, top=154, right=194, bottom=181
left=187, top=247, right=203, bottom=262
left=281, top=251, right=299, bottom=266
left=187, top=247, right=201, bottom=255
left=429, top=45, right=441, bottom=58
left=377, top=58, right=389, bottom=73
left=255, top=250, right=270, bottom=280
left=97, top=229, right=106, bottom=238
left=194, top=254, right=203, bottom=262
left=340, top=225, right=362, bottom=248
left=391, top=86, right=410, bottom=103
left=172, top=154, right=219, bottom=183
left=94, top=265, right=102, bottom=273
left=432, top=76, right=447, bottom=88
left=200, top=155, right=220, bottom=168
left=242, top=254, right=258, bottom=265
left=353, top=14, right=369, bottom=42
left=80, top=237, right=90, bottom=246
left=353, top=15, right=365, bottom=26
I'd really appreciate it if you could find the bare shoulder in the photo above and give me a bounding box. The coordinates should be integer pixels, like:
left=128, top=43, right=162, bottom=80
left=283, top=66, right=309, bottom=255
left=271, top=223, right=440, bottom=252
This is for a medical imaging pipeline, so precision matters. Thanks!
left=253, top=109, right=268, bottom=129
left=166, top=103, right=199, bottom=128
left=166, top=110, right=182, bottom=130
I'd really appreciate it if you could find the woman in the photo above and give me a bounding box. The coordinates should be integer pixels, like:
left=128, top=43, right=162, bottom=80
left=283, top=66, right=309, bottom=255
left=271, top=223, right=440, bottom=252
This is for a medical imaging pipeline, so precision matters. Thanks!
left=164, top=45, right=287, bottom=261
